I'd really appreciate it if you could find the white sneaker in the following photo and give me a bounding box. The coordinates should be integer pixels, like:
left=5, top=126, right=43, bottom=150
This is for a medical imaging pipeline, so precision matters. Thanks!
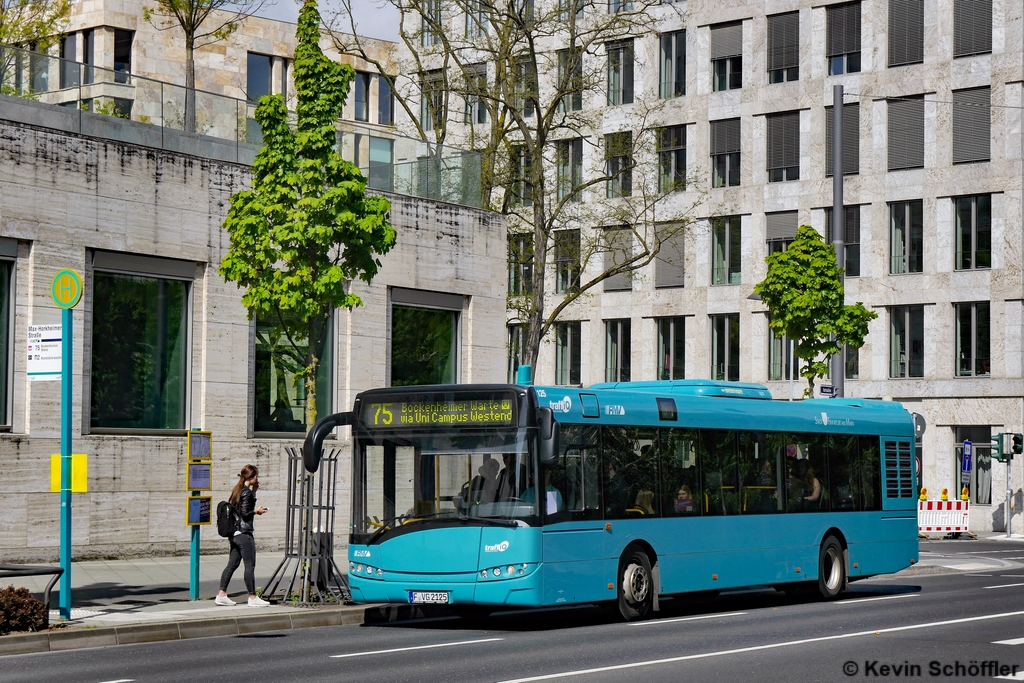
left=248, top=596, right=270, bottom=607
left=214, top=595, right=236, bottom=606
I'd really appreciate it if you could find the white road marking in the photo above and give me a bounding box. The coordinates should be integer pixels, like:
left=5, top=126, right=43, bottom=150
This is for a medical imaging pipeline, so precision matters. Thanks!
left=994, top=637, right=1024, bottom=645
left=629, top=612, right=746, bottom=626
left=495, top=610, right=1024, bottom=683
left=837, top=594, right=919, bottom=605
left=329, top=637, right=504, bottom=659
left=97, top=680, right=134, bottom=683
left=984, top=583, right=1024, bottom=590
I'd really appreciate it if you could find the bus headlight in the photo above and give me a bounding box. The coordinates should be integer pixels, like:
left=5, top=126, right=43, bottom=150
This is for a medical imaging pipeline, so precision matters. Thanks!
left=506, top=566, right=515, bottom=575
left=481, top=570, right=488, bottom=578
left=356, top=564, right=363, bottom=572
left=366, top=566, right=374, bottom=574
left=376, top=568, right=383, bottom=577
left=492, top=568, right=501, bottom=577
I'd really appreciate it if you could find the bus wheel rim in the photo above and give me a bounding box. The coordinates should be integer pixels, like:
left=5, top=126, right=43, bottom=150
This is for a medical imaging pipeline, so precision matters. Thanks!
left=824, top=546, right=842, bottom=591
left=623, top=563, right=649, bottom=604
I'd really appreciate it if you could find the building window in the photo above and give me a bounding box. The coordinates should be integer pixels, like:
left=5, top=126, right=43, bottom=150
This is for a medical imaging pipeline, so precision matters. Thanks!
left=554, top=229, right=581, bottom=294
left=955, top=194, right=991, bottom=271
left=555, top=321, right=581, bottom=385
left=421, top=70, right=445, bottom=132
left=659, top=125, right=686, bottom=193
left=954, top=0, right=991, bottom=58
left=508, top=233, right=534, bottom=296
left=558, top=0, right=583, bottom=22
left=826, top=205, right=861, bottom=277
left=60, top=34, right=79, bottom=89
left=827, top=2, right=861, bottom=75
left=956, top=302, right=990, bottom=377
left=952, top=87, right=991, bottom=164
left=609, top=0, right=632, bottom=12
left=711, top=118, right=740, bottom=187
left=247, top=52, right=272, bottom=103
left=113, top=29, right=133, bottom=83
left=607, top=40, right=634, bottom=106
left=845, top=343, right=860, bottom=380
left=354, top=71, right=371, bottom=122
left=513, top=56, right=537, bottom=118
left=510, top=144, right=533, bottom=207
left=390, top=289, right=462, bottom=386
left=556, top=138, right=583, bottom=202
left=657, top=317, right=685, bottom=379
left=711, top=22, right=742, bottom=91
left=956, top=426, right=992, bottom=505
left=825, top=103, right=860, bottom=176
left=465, top=66, right=487, bottom=125
left=605, top=319, right=631, bottom=382
left=711, top=313, right=740, bottom=381
left=82, top=28, right=95, bottom=84
left=254, top=313, right=332, bottom=434
left=90, top=265, right=190, bottom=431
left=712, top=216, right=741, bottom=285
left=605, top=132, right=632, bottom=198
left=769, top=327, right=801, bottom=382
left=766, top=211, right=797, bottom=254
left=767, top=12, right=799, bottom=82
left=378, top=76, right=394, bottom=125
left=421, top=0, right=441, bottom=46
left=890, top=305, right=924, bottom=378
left=466, top=0, right=487, bottom=37
left=889, top=0, right=924, bottom=67
left=557, top=47, right=583, bottom=112
left=890, top=200, right=923, bottom=274
left=655, top=229, right=684, bottom=288
left=0, top=255, right=12, bottom=429
left=887, top=95, right=925, bottom=171
left=767, top=111, right=799, bottom=182
left=508, top=324, right=525, bottom=383
left=603, top=227, right=632, bottom=292
left=660, top=30, right=685, bottom=98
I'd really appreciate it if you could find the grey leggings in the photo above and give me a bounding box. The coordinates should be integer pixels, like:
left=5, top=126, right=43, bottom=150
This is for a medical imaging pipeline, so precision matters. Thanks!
left=219, top=532, right=256, bottom=595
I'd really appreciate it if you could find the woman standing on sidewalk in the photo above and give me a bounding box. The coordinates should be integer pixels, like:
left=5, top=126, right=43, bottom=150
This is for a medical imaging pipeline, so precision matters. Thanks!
left=215, top=464, right=269, bottom=607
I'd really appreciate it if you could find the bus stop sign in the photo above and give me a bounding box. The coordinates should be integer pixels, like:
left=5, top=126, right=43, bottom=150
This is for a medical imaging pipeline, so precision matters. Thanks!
left=962, top=440, right=973, bottom=486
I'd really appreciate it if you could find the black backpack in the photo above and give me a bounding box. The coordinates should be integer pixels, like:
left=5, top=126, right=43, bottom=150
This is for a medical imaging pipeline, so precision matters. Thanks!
left=216, top=500, right=237, bottom=538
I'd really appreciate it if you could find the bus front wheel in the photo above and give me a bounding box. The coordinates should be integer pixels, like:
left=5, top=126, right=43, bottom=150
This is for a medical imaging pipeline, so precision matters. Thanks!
left=817, top=536, right=847, bottom=600
left=617, top=546, right=653, bottom=621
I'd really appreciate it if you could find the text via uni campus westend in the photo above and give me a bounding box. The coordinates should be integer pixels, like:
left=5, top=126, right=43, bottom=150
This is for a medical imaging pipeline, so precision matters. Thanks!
left=843, top=660, right=1020, bottom=677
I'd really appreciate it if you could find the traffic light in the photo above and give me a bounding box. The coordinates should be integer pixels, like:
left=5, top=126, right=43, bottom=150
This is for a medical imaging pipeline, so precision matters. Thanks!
left=992, top=433, right=1007, bottom=462
left=1014, top=433, right=1023, bottom=457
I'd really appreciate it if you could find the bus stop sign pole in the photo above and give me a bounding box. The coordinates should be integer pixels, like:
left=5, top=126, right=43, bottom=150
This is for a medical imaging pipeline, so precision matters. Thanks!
left=52, top=269, right=83, bottom=620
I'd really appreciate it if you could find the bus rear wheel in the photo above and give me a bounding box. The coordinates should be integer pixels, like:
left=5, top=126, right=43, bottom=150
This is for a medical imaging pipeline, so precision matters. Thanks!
left=617, top=547, right=653, bottom=621
left=817, top=536, right=847, bottom=600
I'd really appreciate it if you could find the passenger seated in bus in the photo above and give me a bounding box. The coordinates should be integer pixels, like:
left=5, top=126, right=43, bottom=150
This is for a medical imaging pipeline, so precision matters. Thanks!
left=603, top=462, right=629, bottom=517
left=673, top=485, right=695, bottom=514
left=496, top=453, right=527, bottom=501
left=466, top=457, right=499, bottom=505
left=522, top=470, right=564, bottom=514
left=803, top=465, right=823, bottom=507
left=634, top=490, right=656, bottom=515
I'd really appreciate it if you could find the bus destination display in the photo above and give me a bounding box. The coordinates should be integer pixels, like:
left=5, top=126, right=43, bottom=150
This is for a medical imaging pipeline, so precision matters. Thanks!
left=364, top=396, right=515, bottom=428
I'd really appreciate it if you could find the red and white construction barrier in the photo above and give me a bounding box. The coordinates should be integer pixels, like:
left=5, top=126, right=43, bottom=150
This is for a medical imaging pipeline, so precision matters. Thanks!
left=918, top=500, right=970, bottom=533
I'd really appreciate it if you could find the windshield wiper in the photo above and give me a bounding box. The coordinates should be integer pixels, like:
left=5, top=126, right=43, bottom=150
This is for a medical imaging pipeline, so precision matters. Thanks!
left=365, top=515, right=519, bottom=544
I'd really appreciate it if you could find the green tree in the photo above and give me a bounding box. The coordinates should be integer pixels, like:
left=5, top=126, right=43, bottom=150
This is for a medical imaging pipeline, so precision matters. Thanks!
left=144, top=0, right=269, bottom=133
left=0, top=0, right=70, bottom=93
left=754, top=225, right=876, bottom=396
left=219, top=0, right=395, bottom=428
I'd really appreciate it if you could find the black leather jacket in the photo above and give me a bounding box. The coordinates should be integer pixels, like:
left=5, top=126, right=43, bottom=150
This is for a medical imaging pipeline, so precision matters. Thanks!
left=236, top=487, right=256, bottom=534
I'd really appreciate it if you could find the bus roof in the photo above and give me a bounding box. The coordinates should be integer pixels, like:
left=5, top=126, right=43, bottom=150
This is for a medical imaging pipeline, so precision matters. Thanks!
left=536, top=379, right=914, bottom=438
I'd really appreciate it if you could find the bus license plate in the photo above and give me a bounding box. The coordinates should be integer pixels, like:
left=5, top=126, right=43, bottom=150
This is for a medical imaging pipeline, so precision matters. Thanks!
left=409, top=591, right=450, bottom=604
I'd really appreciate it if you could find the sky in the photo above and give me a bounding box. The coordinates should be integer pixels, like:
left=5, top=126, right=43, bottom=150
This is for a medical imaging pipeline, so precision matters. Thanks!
left=253, top=0, right=401, bottom=42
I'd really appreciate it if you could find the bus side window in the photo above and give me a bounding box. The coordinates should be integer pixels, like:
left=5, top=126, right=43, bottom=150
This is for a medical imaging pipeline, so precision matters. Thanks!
left=740, top=431, right=776, bottom=514
left=660, top=428, right=701, bottom=517
left=857, top=436, right=882, bottom=511
left=550, top=425, right=601, bottom=521
left=828, top=434, right=860, bottom=511
left=785, top=433, right=828, bottom=512
left=702, top=430, right=739, bottom=515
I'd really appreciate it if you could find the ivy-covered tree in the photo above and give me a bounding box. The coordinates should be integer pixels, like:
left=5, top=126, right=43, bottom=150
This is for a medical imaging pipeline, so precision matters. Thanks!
left=219, top=0, right=395, bottom=428
left=754, top=225, right=876, bottom=396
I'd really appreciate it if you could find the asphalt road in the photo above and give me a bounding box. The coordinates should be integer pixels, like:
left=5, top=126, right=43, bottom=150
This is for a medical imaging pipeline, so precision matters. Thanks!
left=9, top=540, right=1024, bottom=683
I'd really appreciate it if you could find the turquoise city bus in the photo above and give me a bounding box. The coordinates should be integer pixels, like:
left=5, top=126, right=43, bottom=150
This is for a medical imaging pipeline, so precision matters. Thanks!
left=345, top=380, right=918, bottom=621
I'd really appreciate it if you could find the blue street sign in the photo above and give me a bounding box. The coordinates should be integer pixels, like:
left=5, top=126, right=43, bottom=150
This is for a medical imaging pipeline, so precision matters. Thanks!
left=963, top=440, right=973, bottom=472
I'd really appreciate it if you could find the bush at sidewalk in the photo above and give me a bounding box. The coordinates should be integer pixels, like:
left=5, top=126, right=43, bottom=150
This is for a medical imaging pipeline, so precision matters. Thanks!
left=0, top=585, right=47, bottom=635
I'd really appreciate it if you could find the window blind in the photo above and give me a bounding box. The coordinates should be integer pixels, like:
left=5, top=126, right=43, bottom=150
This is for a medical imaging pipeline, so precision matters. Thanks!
left=711, top=22, right=742, bottom=60
left=954, top=0, right=992, bottom=57
left=826, top=2, right=861, bottom=57
left=766, top=211, right=798, bottom=241
left=767, top=111, right=800, bottom=170
left=767, top=12, right=799, bottom=71
left=952, top=86, right=990, bottom=164
left=825, top=103, right=860, bottom=175
left=888, top=0, right=924, bottom=67
left=711, top=118, right=741, bottom=155
left=826, top=205, right=861, bottom=244
left=887, top=96, right=924, bottom=171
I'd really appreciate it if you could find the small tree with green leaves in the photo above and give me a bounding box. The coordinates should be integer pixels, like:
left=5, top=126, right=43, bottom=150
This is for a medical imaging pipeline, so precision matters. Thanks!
left=219, top=0, right=395, bottom=429
left=754, top=225, right=876, bottom=396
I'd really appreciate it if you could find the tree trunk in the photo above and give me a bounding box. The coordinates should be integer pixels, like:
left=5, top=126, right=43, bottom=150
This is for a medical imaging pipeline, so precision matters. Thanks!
left=524, top=178, right=548, bottom=373
left=184, top=39, right=196, bottom=134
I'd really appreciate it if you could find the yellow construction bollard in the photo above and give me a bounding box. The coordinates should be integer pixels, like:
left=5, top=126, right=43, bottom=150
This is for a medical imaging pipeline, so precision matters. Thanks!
left=961, top=486, right=970, bottom=501
left=941, top=488, right=949, bottom=501
left=919, top=487, right=928, bottom=501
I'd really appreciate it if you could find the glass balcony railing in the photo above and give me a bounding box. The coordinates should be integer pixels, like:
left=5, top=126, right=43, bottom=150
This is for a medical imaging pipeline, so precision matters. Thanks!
left=0, top=43, right=484, bottom=209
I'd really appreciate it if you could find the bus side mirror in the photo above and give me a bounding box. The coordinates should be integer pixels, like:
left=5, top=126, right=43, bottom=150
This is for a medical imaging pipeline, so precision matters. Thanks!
left=537, top=407, right=560, bottom=467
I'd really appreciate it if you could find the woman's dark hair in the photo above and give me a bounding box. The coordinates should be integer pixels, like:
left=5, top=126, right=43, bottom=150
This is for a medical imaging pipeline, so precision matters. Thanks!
left=230, top=464, right=259, bottom=506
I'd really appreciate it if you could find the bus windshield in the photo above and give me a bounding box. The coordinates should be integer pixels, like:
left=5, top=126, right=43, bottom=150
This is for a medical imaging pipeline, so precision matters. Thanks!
left=353, top=429, right=538, bottom=540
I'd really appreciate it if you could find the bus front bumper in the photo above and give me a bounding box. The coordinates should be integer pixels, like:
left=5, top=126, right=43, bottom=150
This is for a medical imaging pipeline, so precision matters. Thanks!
left=349, top=568, right=542, bottom=607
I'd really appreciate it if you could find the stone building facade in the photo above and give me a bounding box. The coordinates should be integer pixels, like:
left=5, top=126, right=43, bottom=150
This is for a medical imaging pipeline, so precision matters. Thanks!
left=391, top=0, right=1024, bottom=532
left=0, top=92, right=505, bottom=560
